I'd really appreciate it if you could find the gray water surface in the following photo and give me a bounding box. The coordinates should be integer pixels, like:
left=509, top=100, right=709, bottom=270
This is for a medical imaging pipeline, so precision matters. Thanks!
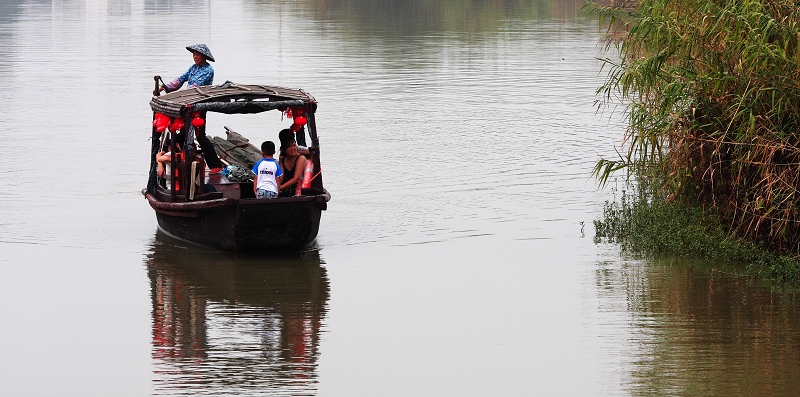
left=1, top=0, right=799, bottom=396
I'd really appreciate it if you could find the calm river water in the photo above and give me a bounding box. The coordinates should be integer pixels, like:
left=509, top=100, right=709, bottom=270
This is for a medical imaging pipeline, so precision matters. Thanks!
left=1, top=0, right=800, bottom=396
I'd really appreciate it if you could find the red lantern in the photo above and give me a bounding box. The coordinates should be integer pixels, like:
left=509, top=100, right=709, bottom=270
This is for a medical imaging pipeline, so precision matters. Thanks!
left=153, top=113, right=170, bottom=133
left=192, top=117, right=205, bottom=127
left=294, top=116, right=307, bottom=126
left=170, top=117, right=185, bottom=132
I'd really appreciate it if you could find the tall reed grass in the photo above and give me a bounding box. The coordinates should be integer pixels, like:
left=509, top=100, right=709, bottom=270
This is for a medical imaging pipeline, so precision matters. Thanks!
left=589, top=0, right=800, bottom=256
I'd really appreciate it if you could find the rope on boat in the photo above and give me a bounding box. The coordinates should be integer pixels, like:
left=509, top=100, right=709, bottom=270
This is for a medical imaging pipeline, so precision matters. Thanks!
left=310, top=169, right=322, bottom=182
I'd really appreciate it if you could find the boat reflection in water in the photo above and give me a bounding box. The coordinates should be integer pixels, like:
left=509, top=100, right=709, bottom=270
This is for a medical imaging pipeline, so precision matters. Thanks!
left=145, top=231, right=329, bottom=395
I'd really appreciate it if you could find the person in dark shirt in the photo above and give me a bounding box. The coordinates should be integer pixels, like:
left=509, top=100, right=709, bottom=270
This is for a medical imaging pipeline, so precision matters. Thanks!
left=277, top=133, right=308, bottom=197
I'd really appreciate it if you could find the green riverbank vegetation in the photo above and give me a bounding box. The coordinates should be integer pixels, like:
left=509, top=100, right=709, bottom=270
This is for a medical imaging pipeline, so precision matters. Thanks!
left=588, top=0, right=800, bottom=280
left=595, top=186, right=800, bottom=280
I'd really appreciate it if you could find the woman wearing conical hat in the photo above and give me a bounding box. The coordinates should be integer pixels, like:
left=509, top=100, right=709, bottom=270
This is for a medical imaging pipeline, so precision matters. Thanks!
left=154, top=44, right=224, bottom=173
left=156, top=44, right=215, bottom=94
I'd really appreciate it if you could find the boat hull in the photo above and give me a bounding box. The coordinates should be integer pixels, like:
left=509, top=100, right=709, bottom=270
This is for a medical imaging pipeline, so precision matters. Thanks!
left=146, top=192, right=326, bottom=251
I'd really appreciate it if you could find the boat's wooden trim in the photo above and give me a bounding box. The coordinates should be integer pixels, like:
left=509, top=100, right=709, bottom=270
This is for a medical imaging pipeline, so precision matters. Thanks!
left=144, top=191, right=237, bottom=212
left=154, top=209, right=199, bottom=218
left=238, top=196, right=316, bottom=205
left=152, top=186, right=225, bottom=203
left=144, top=190, right=328, bottom=211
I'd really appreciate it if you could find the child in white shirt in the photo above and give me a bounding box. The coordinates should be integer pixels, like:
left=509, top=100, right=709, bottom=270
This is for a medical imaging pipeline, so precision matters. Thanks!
left=252, top=141, right=283, bottom=199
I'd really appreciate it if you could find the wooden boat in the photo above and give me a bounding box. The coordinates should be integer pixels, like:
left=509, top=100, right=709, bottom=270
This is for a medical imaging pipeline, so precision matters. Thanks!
left=142, top=81, right=330, bottom=251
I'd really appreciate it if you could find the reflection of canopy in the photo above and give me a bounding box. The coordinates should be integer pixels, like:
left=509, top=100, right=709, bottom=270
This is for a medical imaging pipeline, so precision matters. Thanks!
left=150, top=82, right=315, bottom=117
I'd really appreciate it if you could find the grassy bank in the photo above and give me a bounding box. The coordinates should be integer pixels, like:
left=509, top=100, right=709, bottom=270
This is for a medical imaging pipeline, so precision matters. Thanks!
left=594, top=186, right=800, bottom=282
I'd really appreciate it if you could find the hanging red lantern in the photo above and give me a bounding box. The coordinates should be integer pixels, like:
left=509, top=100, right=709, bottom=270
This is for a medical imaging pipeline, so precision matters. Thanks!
left=170, top=117, right=185, bottom=132
left=191, top=111, right=204, bottom=127
left=288, top=108, right=306, bottom=131
left=153, top=113, right=170, bottom=133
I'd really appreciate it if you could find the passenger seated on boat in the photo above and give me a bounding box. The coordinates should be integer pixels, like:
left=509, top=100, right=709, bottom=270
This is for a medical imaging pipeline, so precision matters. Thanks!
left=168, top=127, right=224, bottom=175
left=277, top=133, right=308, bottom=197
left=156, top=147, right=179, bottom=189
left=278, top=128, right=310, bottom=156
left=252, top=141, right=283, bottom=199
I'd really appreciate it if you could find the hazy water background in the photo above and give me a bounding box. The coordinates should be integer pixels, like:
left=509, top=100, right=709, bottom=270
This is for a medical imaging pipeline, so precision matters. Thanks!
left=1, top=0, right=800, bottom=396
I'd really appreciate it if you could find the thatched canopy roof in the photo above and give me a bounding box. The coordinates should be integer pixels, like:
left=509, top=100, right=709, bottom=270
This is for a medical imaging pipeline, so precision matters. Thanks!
left=150, top=82, right=316, bottom=117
